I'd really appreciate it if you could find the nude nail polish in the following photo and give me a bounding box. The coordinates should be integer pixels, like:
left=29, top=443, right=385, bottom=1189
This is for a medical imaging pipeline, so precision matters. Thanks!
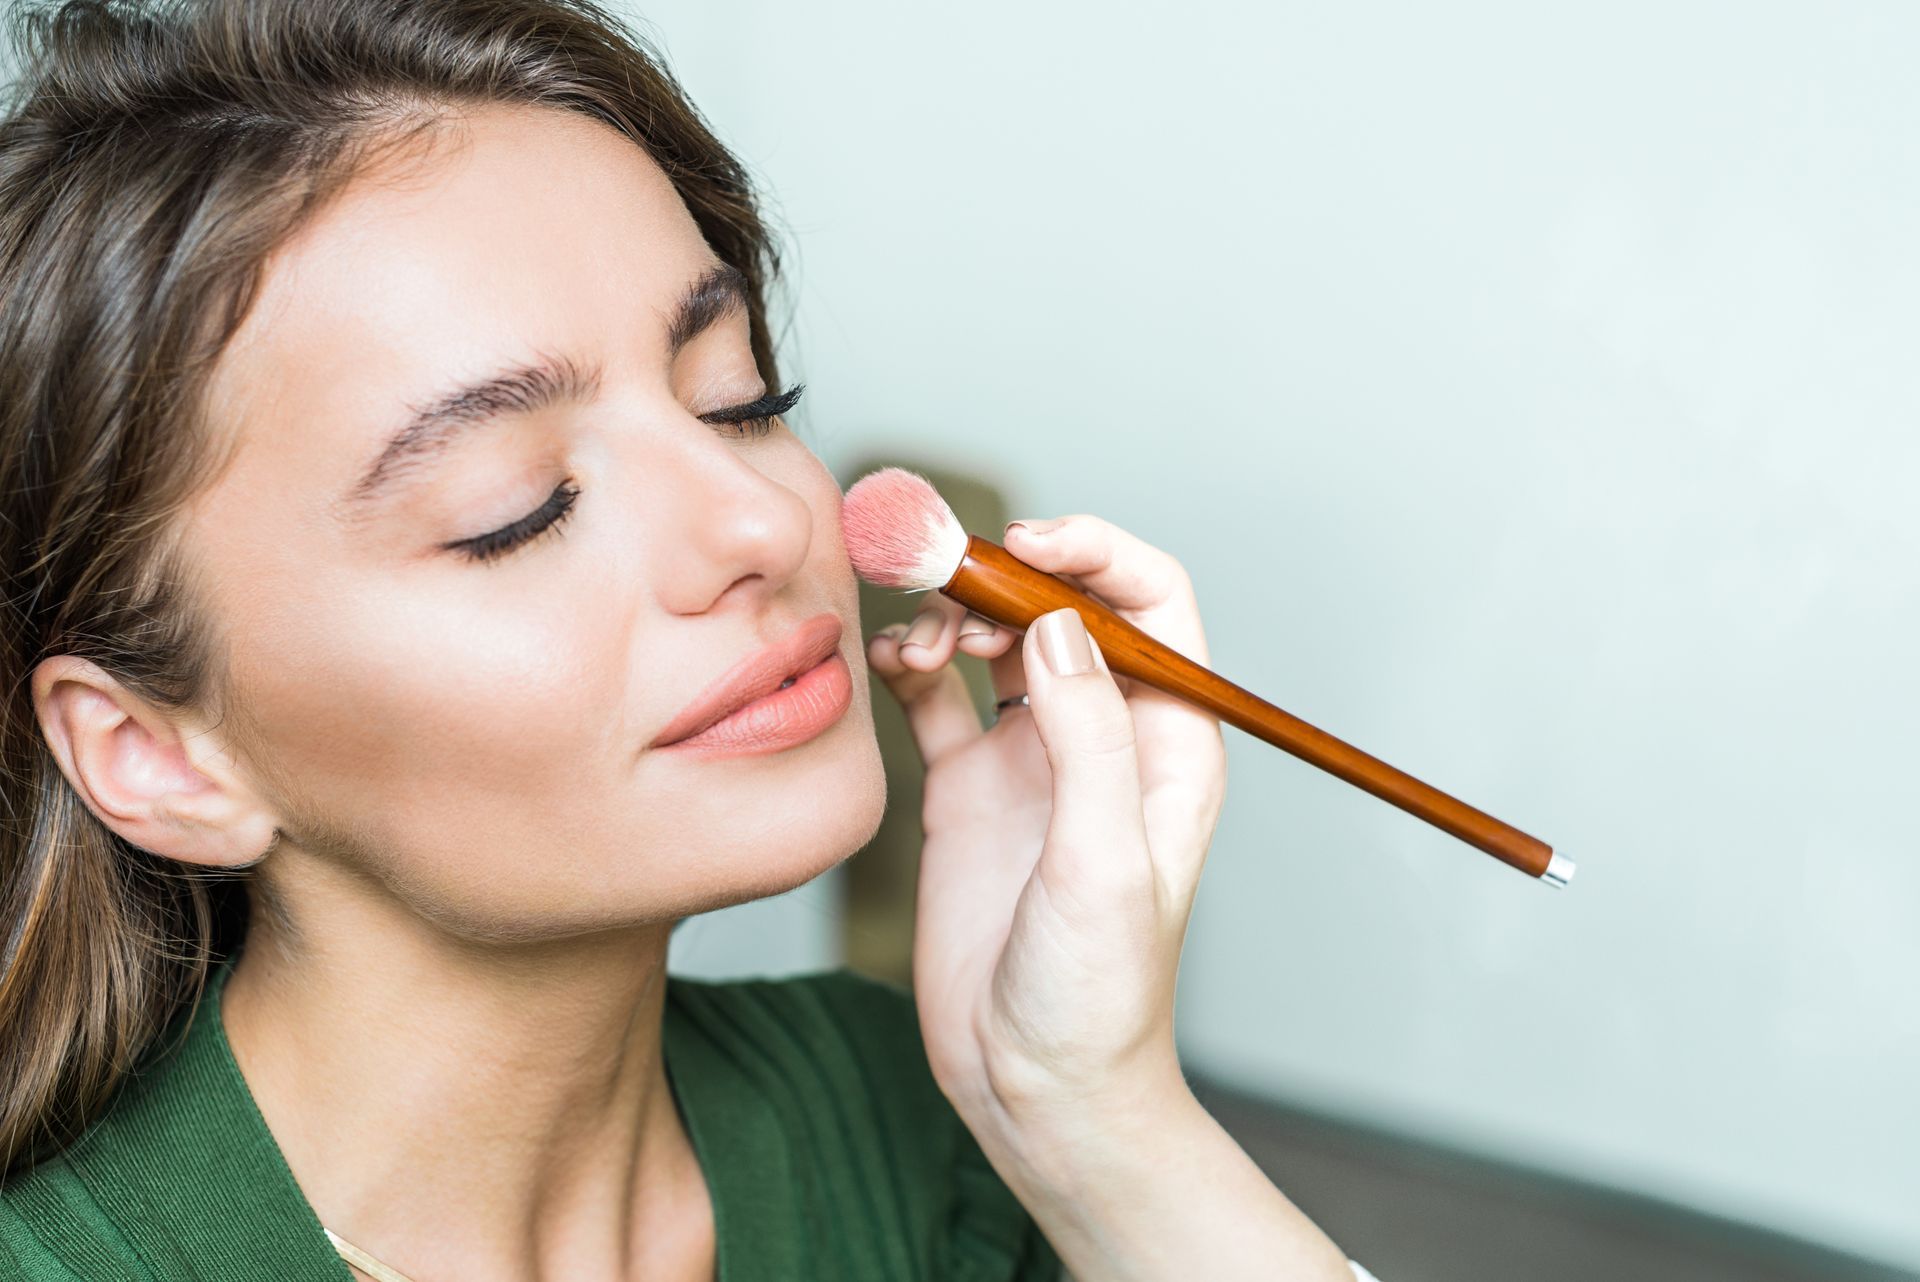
left=899, top=609, right=944, bottom=650
left=1036, top=609, right=1093, bottom=675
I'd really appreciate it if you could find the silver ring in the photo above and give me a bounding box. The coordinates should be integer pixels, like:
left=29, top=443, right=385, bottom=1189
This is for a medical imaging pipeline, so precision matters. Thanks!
left=993, top=693, right=1031, bottom=718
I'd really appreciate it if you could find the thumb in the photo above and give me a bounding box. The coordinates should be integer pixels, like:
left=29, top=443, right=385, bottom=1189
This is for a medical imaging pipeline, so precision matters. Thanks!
left=1022, top=607, right=1149, bottom=902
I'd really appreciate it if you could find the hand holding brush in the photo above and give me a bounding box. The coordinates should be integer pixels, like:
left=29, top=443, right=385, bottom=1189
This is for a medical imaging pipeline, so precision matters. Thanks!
left=843, top=466, right=1570, bottom=886
left=858, top=476, right=1391, bottom=1280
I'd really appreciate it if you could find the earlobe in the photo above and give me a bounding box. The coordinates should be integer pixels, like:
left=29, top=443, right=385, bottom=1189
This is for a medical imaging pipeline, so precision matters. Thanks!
left=29, top=654, right=281, bottom=870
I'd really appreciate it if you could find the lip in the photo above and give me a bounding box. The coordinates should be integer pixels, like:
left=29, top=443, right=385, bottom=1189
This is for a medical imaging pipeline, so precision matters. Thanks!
left=650, top=612, right=847, bottom=749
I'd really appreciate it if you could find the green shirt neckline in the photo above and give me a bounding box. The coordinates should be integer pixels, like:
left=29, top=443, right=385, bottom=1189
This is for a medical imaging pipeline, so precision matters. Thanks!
left=58, top=952, right=787, bottom=1282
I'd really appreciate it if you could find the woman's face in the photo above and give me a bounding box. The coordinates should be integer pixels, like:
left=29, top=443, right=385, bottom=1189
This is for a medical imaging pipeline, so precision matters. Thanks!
left=186, top=102, right=885, bottom=941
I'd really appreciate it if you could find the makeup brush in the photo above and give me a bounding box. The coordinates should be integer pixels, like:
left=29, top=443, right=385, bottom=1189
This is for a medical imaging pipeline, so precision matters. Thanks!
left=842, top=467, right=1572, bottom=888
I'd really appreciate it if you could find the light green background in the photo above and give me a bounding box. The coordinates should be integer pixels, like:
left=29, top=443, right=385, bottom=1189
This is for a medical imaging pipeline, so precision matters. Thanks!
left=652, top=1, right=1920, bottom=1271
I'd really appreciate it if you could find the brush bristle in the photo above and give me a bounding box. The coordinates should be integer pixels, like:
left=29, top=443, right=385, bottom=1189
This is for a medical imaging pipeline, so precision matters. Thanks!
left=840, top=467, right=968, bottom=591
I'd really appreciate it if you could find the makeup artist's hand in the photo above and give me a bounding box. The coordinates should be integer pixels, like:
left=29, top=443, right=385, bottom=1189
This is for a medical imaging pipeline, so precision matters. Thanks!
left=866, top=514, right=1225, bottom=1122
left=867, top=518, right=1359, bottom=1282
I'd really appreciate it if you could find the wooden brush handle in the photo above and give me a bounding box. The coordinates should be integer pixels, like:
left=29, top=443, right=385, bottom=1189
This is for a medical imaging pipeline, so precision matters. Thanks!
left=942, top=536, right=1563, bottom=883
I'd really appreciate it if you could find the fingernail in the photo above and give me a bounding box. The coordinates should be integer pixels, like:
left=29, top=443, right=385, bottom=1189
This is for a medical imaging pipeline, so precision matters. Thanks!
left=899, top=608, right=944, bottom=651
left=1007, top=517, right=1063, bottom=539
left=958, top=615, right=995, bottom=638
left=1036, top=609, right=1094, bottom=675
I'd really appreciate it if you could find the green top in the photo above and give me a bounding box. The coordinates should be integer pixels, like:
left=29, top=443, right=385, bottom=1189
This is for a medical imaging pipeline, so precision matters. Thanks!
left=0, top=953, right=1061, bottom=1281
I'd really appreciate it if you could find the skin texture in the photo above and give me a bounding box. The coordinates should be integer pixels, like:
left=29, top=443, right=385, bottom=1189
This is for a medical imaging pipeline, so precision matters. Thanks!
left=30, top=101, right=1355, bottom=1282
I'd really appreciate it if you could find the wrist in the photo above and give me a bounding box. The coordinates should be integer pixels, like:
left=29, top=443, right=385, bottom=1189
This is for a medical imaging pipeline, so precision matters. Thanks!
left=953, top=1046, right=1201, bottom=1200
left=971, top=1018, right=1186, bottom=1123
left=952, top=1073, right=1358, bottom=1282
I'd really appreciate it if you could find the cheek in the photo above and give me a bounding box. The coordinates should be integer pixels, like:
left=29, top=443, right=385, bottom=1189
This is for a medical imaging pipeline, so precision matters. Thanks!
left=226, top=565, right=624, bottom=819
left=793, top=446, right=859, bottom=588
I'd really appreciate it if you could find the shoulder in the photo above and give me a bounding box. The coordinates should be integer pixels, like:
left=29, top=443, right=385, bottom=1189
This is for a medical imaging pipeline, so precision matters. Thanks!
left=0, top=1031, right=190, bottom=1282
left=0, top=973, right=352, bottom=1282
left=665, top=967, right=1062, bottom=1280
left=0, top=1155, right=126, bottom=1280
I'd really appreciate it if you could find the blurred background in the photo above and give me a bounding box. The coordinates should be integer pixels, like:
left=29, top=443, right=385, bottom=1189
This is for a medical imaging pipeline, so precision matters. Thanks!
left=649, top=3, right=1920, bottom=1279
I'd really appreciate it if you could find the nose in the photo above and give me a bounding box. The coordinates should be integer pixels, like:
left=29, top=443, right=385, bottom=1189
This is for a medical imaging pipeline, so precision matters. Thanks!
left=653, top=433, right=814, bottom=615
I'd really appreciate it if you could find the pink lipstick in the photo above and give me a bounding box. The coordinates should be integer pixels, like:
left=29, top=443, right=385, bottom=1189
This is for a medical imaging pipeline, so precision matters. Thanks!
left=652, top=612, right=852, bottom=756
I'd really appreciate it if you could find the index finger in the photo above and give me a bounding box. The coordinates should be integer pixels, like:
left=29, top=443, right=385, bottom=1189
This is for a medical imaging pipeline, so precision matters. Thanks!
left=1003, top=515, right=1209, bottom=667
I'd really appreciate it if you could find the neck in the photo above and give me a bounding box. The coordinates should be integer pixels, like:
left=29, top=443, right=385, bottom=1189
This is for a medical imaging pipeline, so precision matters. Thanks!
left=221, top=868, right=713, bottom=1282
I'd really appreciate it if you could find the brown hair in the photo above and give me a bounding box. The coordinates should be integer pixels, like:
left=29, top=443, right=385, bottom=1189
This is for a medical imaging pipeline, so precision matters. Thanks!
left=0, top=0, right=784, bottom=1177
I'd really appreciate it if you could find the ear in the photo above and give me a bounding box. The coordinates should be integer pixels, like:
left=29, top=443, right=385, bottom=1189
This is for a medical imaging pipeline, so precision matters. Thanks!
left=30, top=654, right=282, bottom=870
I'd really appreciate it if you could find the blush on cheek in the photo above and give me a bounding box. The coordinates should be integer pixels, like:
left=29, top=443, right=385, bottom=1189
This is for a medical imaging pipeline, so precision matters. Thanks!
left=226, top=573, right=619, bottom=830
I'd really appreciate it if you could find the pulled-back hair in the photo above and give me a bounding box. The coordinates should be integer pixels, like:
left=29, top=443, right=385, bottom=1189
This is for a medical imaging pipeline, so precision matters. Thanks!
left=0, top=0, right=783, bottom=1177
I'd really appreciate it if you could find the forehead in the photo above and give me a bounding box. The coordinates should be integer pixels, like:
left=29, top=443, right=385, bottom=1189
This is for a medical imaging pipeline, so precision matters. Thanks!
left=196, top=102, right=710, bottom=507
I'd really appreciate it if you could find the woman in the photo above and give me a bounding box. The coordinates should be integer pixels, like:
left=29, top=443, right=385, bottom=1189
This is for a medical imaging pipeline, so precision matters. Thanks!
left=0, top=1, right=1379, bottom=1279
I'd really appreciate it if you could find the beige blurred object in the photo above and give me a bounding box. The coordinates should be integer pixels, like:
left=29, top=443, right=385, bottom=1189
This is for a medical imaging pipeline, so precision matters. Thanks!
left=839, top=462, right=1008, bottom=988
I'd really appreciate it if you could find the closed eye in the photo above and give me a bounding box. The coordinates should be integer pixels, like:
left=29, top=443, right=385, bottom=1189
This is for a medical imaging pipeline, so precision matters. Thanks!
left=443, top=384, right=807, bottom=565
left=698, top=383, right=804, bottom=437
left=444, top=478, right=580, bottom=564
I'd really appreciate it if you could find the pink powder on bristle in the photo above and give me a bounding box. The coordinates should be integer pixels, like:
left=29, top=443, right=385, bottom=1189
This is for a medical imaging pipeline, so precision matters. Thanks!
left=840, top=467, right=962, bottom=590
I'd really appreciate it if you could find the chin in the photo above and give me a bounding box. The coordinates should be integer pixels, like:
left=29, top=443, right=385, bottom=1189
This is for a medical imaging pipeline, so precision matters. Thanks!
left=660, top=721, right=890, bottom=920
left=758, top=724, right=889, bottom=891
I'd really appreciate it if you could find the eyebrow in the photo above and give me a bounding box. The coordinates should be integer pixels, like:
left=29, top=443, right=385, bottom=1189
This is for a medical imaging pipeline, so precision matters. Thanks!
left=337, top=261, right=751, bottom=518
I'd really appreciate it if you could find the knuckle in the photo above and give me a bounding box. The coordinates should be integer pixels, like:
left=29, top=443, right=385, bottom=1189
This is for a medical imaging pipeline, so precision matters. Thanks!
left=1107, top=522, right=1190, bottom=595
left=1051, top=514, right=1105, bottom=555
left=1148, top=544, right=1192, bottom=591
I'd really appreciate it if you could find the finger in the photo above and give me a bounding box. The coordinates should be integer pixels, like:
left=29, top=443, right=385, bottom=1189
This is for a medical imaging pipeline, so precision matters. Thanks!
left=1004, top=516, right=1208, bottom=666
left=1021, top=608, right=1150, bottom=915
left=866, top=622, right=984, bottom=765
left=970, top=647, right=1032, bottom=728
left=953, top=610, right=1019, bottom=661
left=894, top=597, right=974, bottom=672
left=948, top=607, right=1027, bottom=710
left=1003, top=571, right=1141, bottom=698
left=1008, top=519, right=1212, bottom=795
left=985, top=637, right=1027, bottom=710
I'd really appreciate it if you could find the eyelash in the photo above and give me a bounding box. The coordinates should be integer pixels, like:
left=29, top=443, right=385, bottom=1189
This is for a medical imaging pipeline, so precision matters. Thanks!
left=696, top=383, right=805, bottom=437
left=445, top=384, right=806, bottom=564
left=448, top=478, right=581, bottom=564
